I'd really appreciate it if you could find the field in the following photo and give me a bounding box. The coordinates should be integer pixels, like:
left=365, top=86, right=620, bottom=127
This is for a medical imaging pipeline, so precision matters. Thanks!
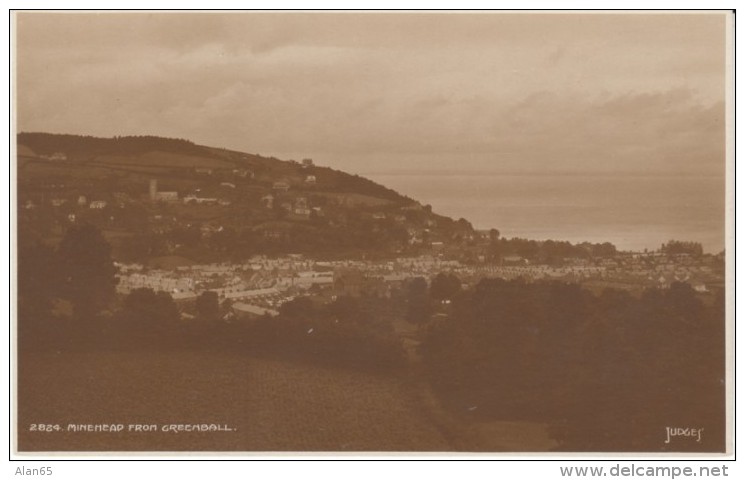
left=93, top=151, right=235, bottom=169
left=17, top=351, right=451, bottom=452
left=17, top=350, right=556, bottom=453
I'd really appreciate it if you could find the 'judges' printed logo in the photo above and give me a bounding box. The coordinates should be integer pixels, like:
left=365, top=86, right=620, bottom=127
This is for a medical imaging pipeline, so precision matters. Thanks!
left=665, top=427, right=703, bottom=444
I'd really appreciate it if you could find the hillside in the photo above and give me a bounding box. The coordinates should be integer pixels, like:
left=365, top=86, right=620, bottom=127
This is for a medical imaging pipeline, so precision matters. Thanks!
left=17, top=133, right=476, bottom=262
left=17, top=132, right=409, bottom=203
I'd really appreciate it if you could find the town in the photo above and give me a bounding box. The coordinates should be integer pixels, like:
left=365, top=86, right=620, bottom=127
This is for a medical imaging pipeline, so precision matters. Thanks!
left=114, top=248, right=725, bottom=322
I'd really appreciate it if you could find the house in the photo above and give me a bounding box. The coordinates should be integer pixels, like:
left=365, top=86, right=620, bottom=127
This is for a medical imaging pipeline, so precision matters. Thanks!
left=89, top=200, right=108, bottom=209
left=153, top=191, right=179, bottom=202
left=302, top=158, right=314, bottom=167
left=294, top=207, right=311, bottom=217
left=232, top=302, right=279, bottom=320
left=305, top=175, right=317, bottom=185
left=183, top=194, right=218, bottom=205
left=273, top=181, right=290, bottom=192
left=43, top=152, right=67, bottom=161
left=502, top=255, right=526, bottom=266
left=261, top=194, right=274, bottom=209
left=232, top=169, right=253, bottom=178
left=50, top=199, right=67, bottom=207
left=692, top=283, right=708, bottom=293
left=200, top=224, right=223, bottom=237
left=77, top=195, right=88, bottom=206
left=333, top=269, right=387, bottom=297
left=112, top=192, right=130, bottom=204
left=293, top=197, right=310, bottom=217
left=263, top=230, right=287, bottom=240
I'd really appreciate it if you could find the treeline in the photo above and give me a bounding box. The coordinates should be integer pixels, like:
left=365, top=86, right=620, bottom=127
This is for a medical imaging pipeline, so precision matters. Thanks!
left=117, top=221, right=412, bottom=263
left=660, top=240, right=705, bottom=256
left=241, top=297, right=406, bottom=371
left=18, top=133, right=412, bottom=205
left=419, top=278, right=725, bottom=452
left=96, top=290, right=405, bottom=372
left=488, top=237, right=618, bottom=263
left=17, top=132, right=214, bottom=158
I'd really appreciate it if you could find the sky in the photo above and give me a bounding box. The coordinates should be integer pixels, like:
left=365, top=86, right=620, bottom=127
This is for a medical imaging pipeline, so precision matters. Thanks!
left=15, top=12, right=728, bottom=176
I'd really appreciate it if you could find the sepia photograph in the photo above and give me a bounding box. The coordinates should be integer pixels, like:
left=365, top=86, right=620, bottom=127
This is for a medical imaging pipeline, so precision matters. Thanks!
left=11, top=10, right=733, bottom=456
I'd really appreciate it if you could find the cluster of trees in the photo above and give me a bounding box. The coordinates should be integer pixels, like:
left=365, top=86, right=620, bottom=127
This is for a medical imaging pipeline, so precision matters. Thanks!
left=97, top=288, right=406, bottom=372
left=404, top=273, right=462, bottom=324
left=18, top=224, right=119, bottom=350
left=420, top=278, right=725, bottom=452
left=487, top=237, right=618, bottom=264
left=239, top=296, right=406, bottom=371
left=660, top=240, right=705, bottom=256
left=18, top=132, right=212, bottom=158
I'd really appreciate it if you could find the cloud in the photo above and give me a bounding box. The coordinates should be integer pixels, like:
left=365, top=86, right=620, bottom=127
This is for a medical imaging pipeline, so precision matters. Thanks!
left=15, top=12, right=727, bottom=175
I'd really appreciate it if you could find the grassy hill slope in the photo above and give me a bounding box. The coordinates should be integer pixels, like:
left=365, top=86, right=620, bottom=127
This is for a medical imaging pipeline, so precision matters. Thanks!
left=17, top=133, right=475, bottom=261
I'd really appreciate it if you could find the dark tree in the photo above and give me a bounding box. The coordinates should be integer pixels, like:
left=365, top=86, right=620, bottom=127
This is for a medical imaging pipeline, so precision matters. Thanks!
left=18, top=235, right=58, bottom=319
left=592, top=242, right=617, bottom=258
left=17, top=231, right=61, bottom=348
left=122, top=288, right=179, bottom=328
left=405, top=277, right=431, bottom=324
left=56, top=224, right=118, bottom=320
left=196, top=291, right=220, bottom=321
left=420, top=278, right=725, bottom=452
left=429, top=272, right=461, bottom=302
left=280, top=296, right=316, bottom=319
left=660, top=240, right=704, bottom=256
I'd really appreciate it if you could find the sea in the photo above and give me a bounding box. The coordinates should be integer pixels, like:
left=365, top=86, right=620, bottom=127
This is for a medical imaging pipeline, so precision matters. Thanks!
left=363, top=172, right=727, bottom=254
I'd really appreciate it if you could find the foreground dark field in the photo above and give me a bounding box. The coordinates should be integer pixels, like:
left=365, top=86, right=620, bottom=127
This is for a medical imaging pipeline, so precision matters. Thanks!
left=17, top=350, right=556, bottom=452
